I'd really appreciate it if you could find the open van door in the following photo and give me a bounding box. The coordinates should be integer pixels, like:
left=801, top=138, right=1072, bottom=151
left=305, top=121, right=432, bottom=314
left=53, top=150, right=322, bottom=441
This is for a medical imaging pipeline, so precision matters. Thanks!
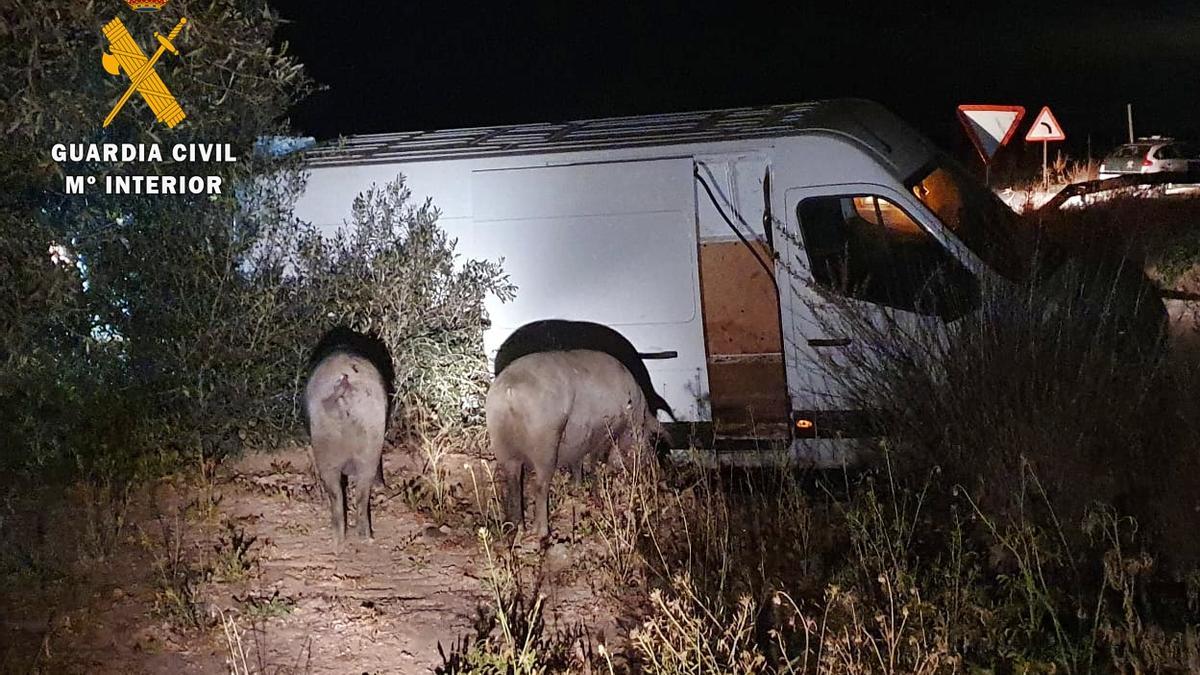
left=694, top=157, right=791, bottom=447
left=781, top=183, right=982, bottom=458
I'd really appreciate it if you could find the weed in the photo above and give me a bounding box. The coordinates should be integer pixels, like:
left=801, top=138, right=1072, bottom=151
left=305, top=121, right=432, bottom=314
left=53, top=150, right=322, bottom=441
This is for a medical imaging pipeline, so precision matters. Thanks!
left=631, top=572, right=767, bottom=674
left=1151, top=223, right=1200, bottom=286
left=192, top=440, right=225, bottom=522
left=0, top=496, right=64, bottom=589
left=234, top=589, right=296, bottom=622
left=466, top=460, right=506, bottom=536
left=418, top=422, right=456, bottom=517
left=148, top=512, right=209, bottom=630
left=221, top=607, right=311, bottom=675
left=77, top=477, right=132, bottom=561
left=393, top=474, right=440, bottom=519
left=1065, top=158, right=1099, bottom=185
left=211, top=521, right=259, bottom=583
left=436, top=528, right=595, bottom=674
left=396, top=414, right=473, bottom=523
left=618, top=230, right=1200, bottom=672
left=221, top=610, right=253, bottom=675
left=590, top=447, right=658, bottom=592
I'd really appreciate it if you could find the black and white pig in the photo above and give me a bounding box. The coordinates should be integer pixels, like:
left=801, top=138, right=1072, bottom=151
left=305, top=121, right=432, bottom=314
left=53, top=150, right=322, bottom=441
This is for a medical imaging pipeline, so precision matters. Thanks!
left=304, top=326, right=395, bottom=544
left=486, top=349, right=664, bottom=540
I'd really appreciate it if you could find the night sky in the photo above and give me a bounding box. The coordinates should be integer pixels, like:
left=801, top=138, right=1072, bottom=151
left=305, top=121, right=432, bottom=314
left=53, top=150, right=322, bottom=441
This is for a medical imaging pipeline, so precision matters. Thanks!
left=278, top=2, right=1200, bottom=162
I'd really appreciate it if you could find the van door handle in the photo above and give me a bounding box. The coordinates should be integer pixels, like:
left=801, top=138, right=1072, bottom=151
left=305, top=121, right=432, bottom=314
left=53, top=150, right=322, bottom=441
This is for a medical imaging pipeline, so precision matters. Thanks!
left=638, top=350, right=678, bottom=360
left=808, top=338, right=852, bottom=348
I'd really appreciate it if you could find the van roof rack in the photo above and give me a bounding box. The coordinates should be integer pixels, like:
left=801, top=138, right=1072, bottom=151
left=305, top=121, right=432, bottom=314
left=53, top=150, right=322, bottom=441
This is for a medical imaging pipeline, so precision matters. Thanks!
left=302, top=99, right=859, bottom=168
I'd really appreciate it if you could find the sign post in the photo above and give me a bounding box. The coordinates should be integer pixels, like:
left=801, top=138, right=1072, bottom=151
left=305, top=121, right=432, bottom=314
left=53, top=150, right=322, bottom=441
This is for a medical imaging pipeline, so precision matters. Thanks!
left=1024, top=106, right=1066, bottom=190
left=956, top=105, right=1026, bottom=186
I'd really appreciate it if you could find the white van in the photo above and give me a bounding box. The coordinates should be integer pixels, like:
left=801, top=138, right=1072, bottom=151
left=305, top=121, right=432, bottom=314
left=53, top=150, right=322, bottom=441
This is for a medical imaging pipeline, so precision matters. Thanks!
left=293, top=99, right=1024, bottom=466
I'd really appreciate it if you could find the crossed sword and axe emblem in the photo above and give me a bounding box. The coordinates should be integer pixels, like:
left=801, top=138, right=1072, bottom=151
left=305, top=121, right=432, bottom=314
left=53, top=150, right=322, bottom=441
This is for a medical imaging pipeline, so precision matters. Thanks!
left=101, top=16, right=188, bottom=128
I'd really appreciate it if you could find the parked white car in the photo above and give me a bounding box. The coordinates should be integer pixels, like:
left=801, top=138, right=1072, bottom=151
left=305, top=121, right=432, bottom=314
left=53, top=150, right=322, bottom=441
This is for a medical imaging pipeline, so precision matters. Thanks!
left=1099, top=138, right=1200, bottom=179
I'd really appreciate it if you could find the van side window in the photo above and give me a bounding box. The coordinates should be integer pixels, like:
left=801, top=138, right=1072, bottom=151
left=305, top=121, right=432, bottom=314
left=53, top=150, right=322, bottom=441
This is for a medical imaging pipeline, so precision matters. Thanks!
left=796, top=195, right=979, bottom=319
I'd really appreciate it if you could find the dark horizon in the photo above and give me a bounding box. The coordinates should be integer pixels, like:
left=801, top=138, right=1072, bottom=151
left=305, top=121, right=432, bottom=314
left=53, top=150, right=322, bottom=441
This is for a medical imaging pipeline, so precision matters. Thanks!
left=278, top=3, right=1200, bottom=165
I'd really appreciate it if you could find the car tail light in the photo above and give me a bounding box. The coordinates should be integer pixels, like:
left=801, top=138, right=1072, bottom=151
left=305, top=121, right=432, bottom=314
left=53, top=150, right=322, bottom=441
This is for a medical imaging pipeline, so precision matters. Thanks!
left=1143, top=154, right=1154, bottom=167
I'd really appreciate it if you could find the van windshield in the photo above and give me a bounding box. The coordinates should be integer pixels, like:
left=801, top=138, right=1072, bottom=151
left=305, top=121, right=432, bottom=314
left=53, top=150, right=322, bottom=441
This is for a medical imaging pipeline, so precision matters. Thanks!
left=907, top=160, right=1031, bottom=282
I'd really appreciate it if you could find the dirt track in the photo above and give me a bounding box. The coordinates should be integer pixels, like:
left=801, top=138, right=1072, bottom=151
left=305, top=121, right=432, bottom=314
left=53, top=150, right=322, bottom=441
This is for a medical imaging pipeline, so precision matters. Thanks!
left=0, top=445, right=625, bottom=673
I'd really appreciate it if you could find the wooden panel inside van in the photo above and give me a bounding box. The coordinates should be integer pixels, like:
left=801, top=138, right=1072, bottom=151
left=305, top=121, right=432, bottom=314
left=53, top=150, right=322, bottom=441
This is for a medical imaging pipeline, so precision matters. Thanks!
left=698, top=239, right=789, bottom=437
left=699, top=240, right=782, bottom=354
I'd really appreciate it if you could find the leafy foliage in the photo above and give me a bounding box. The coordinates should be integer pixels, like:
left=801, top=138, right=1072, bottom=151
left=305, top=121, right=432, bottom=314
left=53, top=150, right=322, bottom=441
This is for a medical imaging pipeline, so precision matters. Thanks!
left=284, top=178, right=515, bottom=430
left=0, top=1, right=511, bottom=485
left=0, top=0, right=313, bottom=480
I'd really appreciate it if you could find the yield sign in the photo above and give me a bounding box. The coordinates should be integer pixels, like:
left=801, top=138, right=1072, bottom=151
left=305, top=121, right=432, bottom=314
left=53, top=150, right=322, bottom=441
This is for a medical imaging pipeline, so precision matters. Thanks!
left=1025, top=106, right=1066, bottom=142
left=956, top=105, right=1026, bottom=163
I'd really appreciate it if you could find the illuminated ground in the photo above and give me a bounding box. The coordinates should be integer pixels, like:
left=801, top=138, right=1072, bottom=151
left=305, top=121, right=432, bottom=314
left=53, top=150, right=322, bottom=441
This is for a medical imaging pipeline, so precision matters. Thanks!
left=0, top=447, right=627, bottom=672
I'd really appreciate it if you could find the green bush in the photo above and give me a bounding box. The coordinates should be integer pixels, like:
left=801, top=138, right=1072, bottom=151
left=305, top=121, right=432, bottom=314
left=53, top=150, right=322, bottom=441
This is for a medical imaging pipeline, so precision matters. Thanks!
left=0, top=1, right=513, bottom=483
left=282, top=177, right=516, bottom=432
left=0, top=0, right=312, bottom=481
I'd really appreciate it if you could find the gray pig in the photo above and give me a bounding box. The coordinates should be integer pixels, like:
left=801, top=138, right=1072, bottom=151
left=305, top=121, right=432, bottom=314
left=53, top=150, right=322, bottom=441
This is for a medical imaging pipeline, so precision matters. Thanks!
left=486, top=349, right=663, bottom=539
left=304, top=327, right=395, bottom=544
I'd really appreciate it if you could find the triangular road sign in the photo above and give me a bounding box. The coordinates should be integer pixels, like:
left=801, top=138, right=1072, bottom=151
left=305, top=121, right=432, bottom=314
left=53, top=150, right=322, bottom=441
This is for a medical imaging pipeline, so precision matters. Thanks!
left=957, top=104, right=1025, bottom=163
left=1025, top=106, right=1066, bottom=142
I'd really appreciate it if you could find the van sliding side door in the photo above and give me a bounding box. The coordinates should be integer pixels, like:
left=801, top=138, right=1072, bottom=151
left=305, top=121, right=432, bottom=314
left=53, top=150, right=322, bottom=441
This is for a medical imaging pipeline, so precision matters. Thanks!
left=470, top=157, right=710, bottom=423
left=693, top=158, right=791, bottom=445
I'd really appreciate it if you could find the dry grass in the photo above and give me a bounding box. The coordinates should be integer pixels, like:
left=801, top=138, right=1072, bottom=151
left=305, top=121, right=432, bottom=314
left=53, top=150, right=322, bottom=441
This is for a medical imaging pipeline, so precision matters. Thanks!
left=436, top=528, right=599, bottom=674
left=631, top=239, right=1197, bottom=671
left=618, top=452, right=1200, bottom=673
left=417, top=423, right=457, bottom=517
left=451, top=211, right=1200, bottom=672
left=466, top=460, right=508, bottom=536
left=1028, top=194, right=1200, bottom=268
left=631, top=572, right=766, bottom=673
left=1064, top=157, right=1100, bottom=185
left=144, top=511, right=210, bottom=630
left=220, top=608, right=313, bottom=675
left=591, top=455, right=660, bottom=591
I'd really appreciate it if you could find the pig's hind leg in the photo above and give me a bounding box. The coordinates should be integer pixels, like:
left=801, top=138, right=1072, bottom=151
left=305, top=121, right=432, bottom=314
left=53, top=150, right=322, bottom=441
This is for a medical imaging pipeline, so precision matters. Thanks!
left=530, top=423, right=568, bottom=541
left=500, top=458, right=525, bottom=531
left=530, top=463, right=553, bottom=541
left=354, top=468, right=375, bottom=540
left=319, top=466, right=347, bottom=546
